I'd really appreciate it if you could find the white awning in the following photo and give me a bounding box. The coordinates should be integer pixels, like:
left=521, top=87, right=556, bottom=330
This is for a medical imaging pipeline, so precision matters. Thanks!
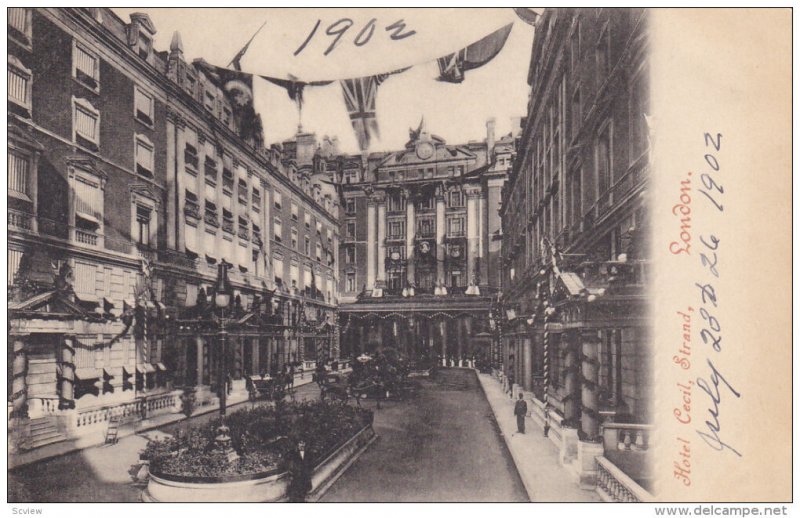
left=75, top=367, right=101, bottom=379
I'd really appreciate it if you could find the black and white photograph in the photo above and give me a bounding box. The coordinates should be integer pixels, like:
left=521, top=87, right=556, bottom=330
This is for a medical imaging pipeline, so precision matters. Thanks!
left=6, top=6, right=793, bottom=509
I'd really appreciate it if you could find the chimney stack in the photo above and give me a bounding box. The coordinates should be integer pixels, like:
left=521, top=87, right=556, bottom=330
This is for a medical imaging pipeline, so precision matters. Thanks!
left=486, top=118, right=496, bottom=155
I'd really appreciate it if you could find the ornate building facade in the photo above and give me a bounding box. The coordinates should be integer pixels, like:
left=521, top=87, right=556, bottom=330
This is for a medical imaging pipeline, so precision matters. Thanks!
left=329, top=121, right=514, bottom=364
left=8, top=8, right=339, bottom=452
left=498, top=8, right=652, bottom=496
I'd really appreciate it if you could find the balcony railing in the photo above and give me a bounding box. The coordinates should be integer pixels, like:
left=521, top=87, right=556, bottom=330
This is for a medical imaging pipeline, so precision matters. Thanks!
left=74, top=228, right=98, bottom=246
left=184, top=150, right=199, bottom=170
left=8, top=209, right=33, bottom=231
left=184, top=202, right=200, bottom=222
left=222, top=217, right=234, bottom=234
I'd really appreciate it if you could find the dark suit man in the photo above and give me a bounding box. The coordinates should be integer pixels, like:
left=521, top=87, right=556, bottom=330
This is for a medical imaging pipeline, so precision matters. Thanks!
left=514, top=393, right=528, bottom=434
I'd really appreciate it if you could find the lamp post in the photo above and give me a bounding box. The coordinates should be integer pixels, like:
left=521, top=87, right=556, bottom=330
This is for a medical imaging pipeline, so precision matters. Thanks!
left=212, top=260, right=237, bottom=459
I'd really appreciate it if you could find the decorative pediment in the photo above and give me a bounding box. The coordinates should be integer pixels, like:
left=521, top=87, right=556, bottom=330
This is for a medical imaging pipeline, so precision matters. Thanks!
left=9, top=290, right=103, bottom=322
left=130, top=183, right=160, bottom=205
left=67, top=155, right=108, bottom=182
left=8, top=123, right=44, bottom=152
left=129, top=12, right=157, bottom=35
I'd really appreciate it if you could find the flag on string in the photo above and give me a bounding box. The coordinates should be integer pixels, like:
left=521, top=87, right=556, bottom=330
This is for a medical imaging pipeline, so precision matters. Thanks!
left=340, top=67, right=410, bottom=152
left=193, top=59, right=263, bottom=146
left=436, top=23, right=513, bottom=83
left=262, top=75, right=334, bottom=113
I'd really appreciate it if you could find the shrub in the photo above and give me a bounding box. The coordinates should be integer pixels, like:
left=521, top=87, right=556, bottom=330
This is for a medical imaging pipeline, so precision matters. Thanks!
left=144, top=401, right=373, bottom=479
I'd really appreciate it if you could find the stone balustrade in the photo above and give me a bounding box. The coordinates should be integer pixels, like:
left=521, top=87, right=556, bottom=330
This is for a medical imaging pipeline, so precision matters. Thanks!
left=75, top=392, right=181, bottom=430
left=595, top=456, right=653, bottom=502
left=602, top=422, right=651, bottom=452
left=28, top=397, right=61, bottom=419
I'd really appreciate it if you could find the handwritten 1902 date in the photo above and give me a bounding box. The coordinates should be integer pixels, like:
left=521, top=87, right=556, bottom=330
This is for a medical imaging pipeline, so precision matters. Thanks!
left=294, top=18, right=417, bottom=57
left=694, top=132, right=741, bottom=458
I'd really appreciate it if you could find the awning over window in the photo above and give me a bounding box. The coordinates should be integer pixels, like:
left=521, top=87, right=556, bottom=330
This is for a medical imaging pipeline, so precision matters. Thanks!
left=155, top=363, right=168, bottom=372
left=75, top=367, right=102, bottom=379
left=136, top=364, right=156, bottom=374
left=103, top=366, right=123, bottom=378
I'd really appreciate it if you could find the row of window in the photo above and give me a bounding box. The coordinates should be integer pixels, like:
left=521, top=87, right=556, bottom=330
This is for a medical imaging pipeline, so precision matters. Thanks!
left=341, top=268, right=469, bottom=293
left=343, top=190, right=468, bottom=216
left=272, top=218, right=332, bottom=264
left=271, top=255, right=335, bottom=297
left=343, top=216, right=466, bottom=239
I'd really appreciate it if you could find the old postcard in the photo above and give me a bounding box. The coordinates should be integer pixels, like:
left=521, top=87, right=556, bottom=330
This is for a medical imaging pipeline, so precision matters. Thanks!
left=6, top=6, right=792, bottom=508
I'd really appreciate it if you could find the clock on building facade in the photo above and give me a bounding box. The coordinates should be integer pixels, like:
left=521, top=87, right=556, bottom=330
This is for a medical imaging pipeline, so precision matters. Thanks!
left=416, top=141, right=434, bottom=160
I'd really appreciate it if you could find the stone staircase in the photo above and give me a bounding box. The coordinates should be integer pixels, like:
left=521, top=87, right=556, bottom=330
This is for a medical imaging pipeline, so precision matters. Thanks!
left=26, top=416, right=66, bottom=450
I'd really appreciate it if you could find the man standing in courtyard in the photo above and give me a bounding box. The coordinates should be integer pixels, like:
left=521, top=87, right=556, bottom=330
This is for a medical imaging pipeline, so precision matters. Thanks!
left=514, top=393, right=528, bottom=434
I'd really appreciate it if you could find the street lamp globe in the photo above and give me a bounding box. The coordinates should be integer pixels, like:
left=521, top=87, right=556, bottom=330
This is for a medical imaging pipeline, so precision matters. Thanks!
left=215, top=261, right=232, bottom=308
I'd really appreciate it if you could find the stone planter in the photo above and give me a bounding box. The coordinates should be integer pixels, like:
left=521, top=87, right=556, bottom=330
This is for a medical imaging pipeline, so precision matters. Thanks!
left=142, top=424, right=376, bottom=502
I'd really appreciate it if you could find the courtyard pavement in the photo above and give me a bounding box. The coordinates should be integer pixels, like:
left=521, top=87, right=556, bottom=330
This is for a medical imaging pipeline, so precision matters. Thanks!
left=320, top=368, right=529, bottom=502
left=476, top=372, right=601, bottom=502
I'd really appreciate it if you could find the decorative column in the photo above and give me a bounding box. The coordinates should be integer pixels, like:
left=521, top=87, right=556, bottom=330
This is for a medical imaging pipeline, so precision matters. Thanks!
left=440, top=319, right=448, bottom=366
left=581, top=329, right=602, bottom=440
left=563, top=332, right=581, bottom=425
left=404, top=189, right=415, bottom=294
left=166, top=110, right=177, bottom=250
left=523, top=335, right=532, bottom=391
left=59, top=335, right=76, bottom=410
left=435, top=186, right=447, bottom=294
left=366, top=196, right=377, bottom=291
left=376, top=192, right=387, bottom=292
left=252, top=339, right=260, bottom=375
left=466, top=188, right=480, bottom=294
left=175, top=115, right=186, bottom=252
left=479, top=193, right=488, bottom=285
left=11, top=336, right=28, bottom=418
left=196, top=336, right=205, bottom=386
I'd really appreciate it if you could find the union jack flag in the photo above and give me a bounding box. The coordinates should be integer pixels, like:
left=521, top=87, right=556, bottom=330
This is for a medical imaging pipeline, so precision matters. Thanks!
left=340, top=68, right=409, bottom=152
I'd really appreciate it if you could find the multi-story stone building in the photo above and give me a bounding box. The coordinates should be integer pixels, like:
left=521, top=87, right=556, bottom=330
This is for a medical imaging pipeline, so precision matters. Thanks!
left=329, top=121, right=514, bottom=364
left=498, top=8, right=652, bottom=498
left=8, top=8, right=339, bottom=452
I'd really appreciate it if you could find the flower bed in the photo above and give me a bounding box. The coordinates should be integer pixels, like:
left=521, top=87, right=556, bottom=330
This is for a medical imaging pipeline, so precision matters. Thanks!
left=142, top=401, right=373, bottom=481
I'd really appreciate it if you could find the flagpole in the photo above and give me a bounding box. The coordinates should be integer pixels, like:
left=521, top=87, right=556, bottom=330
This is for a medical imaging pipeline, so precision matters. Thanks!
left=228, top=21, right=267, bottom=70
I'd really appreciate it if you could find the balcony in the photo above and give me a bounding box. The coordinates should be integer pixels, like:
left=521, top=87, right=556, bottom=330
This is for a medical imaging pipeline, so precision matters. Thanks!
left=74, top=228, right=98, bottom=246
left=135, top=243, right=157, bottom=262
left=222, top=217, right=234, bottom=234
left=204, top=210, right=219, bottom=228
left=184, top=149, right=199, bottom=170
left=204, top=159, right=218, bottom=182
left=8, top=209, right=34, bottom=232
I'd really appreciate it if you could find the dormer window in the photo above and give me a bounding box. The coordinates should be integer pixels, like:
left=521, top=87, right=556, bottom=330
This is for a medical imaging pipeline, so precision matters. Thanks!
left=73, top=41, right=99, bottom=92
left=137, top=32, right=151, bottom=60
left=204, top=90, right=215, bottom=113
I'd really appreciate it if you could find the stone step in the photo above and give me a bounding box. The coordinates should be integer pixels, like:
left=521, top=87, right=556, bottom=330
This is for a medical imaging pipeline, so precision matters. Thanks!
left=29, top=417, right=57, bottom=431
left=28, top=432, right=66, bottom=449
left=29, top=424, right=59, bottom=436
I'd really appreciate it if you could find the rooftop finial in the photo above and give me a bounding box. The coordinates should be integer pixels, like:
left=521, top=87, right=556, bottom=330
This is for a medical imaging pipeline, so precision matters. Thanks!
left=169, top=31, right=183, bottom=56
